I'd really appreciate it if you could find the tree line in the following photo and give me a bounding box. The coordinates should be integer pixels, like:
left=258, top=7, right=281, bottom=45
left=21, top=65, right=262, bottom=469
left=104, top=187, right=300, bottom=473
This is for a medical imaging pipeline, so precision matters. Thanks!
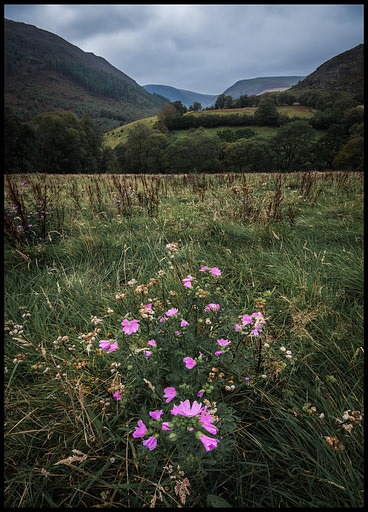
left=5, top=92, right=363, bottom=174
left=114, top=94, right=363, bottom=173
left=115, top=117, right=363, bottom=174
left=5, top=108, right=116, bottom=174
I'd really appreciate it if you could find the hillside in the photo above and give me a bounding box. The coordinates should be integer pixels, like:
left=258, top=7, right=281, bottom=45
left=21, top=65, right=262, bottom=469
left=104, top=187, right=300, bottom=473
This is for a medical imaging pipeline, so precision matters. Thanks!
left=143, top=85, right=218, bottom=108
left=223, top=76, right=305, bottom=98
left=143, top=77, right=306, bottom=108
left=289, top=44, right=364, bottom=98
left=4, top=19, right=168, bottom=132
left=103, top=105, right=317, bottom=149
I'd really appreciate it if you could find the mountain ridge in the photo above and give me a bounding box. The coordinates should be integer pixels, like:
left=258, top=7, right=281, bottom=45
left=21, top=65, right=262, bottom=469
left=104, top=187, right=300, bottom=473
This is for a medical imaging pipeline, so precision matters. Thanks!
left=4, top=19, right=363, bottom=132
left=143, top=84, right=218, bottom=108
left=144, top=76, right=306, bottom=108
left=223, top=76, right=305, bottom=98
left=4, top=18, right=168, bottom=131
left=289, top=44, right=364, bottom=97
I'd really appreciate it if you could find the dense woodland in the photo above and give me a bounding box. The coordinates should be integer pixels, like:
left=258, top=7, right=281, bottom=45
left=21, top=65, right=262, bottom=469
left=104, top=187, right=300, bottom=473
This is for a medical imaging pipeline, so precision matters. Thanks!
left=5, top=88, right=364, bottom=174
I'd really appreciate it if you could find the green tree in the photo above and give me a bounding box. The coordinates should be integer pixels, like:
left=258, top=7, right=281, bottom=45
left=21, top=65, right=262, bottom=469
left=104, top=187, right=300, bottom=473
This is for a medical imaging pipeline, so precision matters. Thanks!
left=124, top=123, right=155, bottom=173
left=254, top=96, right=280, bottom=125
left=171, top=101, right=187, bottom=115
left=277, top=92, right=296, bottom=106
left=191, top=101, right=202, bottom=111
left=80, top=115, right=103, bottom=172
left=310, top=108, right=344, bottom=130
left=222, top=137, right=276, bottom=172
left=315, top=90, right=357, bottom=111
left=237, top=94, right=250, bottom=107
left=332, top=122, right=364, bottom=171
left=100, top=146, right=119, bottom=173
left=271, top=120, right=315, bottom=172
left=342, top=106, right=364, bottom=132
left=158, top=104, right=178, bottom=129
left=310, top=124, right=347, bottom=170
left=113, top=143, right=126, bottom=171
left=217, top=128, right=237, bottom=142
left=4, top=107, right=37, bottom=173
left=234, top=128, right=256, bottom=140
left=32, top=111, right=87, bottom=173
left=145, top=132, right=169, bottom=173
left=165, top=129, right=221, bottom=173
left=215, top=93, right=226, bottom=109
left=223, top=95, right=233, bottom=109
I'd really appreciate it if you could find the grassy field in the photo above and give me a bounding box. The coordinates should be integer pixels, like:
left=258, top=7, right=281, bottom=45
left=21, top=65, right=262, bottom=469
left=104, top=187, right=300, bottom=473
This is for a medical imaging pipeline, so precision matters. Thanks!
left=103, top=105, right=317, bottom=148
left=4, top=171, right=364, bottom=508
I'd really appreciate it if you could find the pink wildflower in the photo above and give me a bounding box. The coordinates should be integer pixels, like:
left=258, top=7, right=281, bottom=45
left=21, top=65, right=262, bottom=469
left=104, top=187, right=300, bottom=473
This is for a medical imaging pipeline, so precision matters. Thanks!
left=166, top=308, right=178, bottom=317
left=149, top=410, right=164, bottom=420
left=113, top=391, right=122, bottom=400
left=210, top=267, right=221, bottom=276
left=99, top=340, right=118, bottom=352
left=171, top=399, right=203, bottom=417
left=183, top=357, right=196, bottom=369
left=199, top=265, right=209, bottom=271
left=215, top=351, right=223, bottom=356
left=143, top=350, right=152, bottom=357
left=108, top=341, right=118, bottom=352
left=205, top=303, right=220, bottom=310
left=241, top=314, right=253, bottom=325
left=217, top=338, right=231, bottom=346
left=142, top=436, right=157, bottom=451
left=162, top=422, right=172, bottom=430
left=121, top=318, right=140, bottom=334
left=99, top=340, right=112, bottom=350
left=200, top=406, right=218, bottom=435
left=164, top=387, right=176, bottom=403
left=251, top=326, right=263, bottom=336
left=199, top=434, right=220, bottom=451
left=147, top=339, right=156, bottom=346
left=132, top=420, right=147, bottom=438
left=181, top=319, right=189, bottom=327
left=252, top=312, right=264, bottom=318
left=183, top=275, right=194, bottom=288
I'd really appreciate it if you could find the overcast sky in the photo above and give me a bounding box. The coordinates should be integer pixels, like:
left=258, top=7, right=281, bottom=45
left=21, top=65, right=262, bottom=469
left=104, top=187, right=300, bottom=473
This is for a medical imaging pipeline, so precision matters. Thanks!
left=4, top=4, right=364, bottom=94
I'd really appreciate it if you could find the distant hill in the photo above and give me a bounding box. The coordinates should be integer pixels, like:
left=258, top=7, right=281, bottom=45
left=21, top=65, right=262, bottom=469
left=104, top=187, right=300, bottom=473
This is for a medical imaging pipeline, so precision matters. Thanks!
left=289, top=44, right=364, bottom=98
left=143, top=85, right=218, bottom=108
left=4, top=19, right=168, bottom=132
left=144, top=77, right=305, bottom=109
left=223, top=76, right=305, bottom=98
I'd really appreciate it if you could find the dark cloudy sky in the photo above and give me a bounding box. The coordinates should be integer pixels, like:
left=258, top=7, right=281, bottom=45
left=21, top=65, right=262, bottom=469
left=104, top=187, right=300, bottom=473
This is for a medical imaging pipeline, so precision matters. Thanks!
left=4, top=4, right=364, bottom=94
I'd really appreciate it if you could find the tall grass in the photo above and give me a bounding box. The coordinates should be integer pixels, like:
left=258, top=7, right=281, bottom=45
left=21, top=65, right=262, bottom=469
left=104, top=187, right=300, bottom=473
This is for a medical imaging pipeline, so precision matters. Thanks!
left=4, top=171, right=364, bottom=507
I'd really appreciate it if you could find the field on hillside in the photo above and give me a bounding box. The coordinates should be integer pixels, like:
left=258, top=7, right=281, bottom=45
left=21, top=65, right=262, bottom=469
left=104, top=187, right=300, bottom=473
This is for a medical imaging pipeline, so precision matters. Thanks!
left=4, top=171, right=364, bottom=508
left=103, top=105, right=317, bottom=148
left=187, top=105, right=316, bottom=117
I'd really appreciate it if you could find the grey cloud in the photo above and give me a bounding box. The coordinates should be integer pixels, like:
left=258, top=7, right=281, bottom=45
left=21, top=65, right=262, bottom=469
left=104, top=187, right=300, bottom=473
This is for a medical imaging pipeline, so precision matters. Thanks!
left=4, top=4, right=363, bottom=94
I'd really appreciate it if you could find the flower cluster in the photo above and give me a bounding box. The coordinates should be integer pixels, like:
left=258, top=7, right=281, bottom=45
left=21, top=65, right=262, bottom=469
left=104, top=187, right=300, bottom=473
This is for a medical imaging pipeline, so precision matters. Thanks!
left=235, top=311, right=266, bottom=336
left=132, top=388, right=220, bottom=452
left=92, top=258, right=271, bottom=467
left=121, top=318, right=140, bottom=335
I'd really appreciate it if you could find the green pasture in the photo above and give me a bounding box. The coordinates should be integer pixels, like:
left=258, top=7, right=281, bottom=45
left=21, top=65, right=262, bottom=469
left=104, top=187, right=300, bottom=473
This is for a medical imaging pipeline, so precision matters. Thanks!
left=103, top=106, right=317, bottom=148
left=4, top=171, right=364, bottom=508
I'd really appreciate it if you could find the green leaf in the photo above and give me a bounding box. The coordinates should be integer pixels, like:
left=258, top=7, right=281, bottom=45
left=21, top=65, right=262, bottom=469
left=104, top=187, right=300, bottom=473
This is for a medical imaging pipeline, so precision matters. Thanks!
left=206, top=494, right=232, bottom=508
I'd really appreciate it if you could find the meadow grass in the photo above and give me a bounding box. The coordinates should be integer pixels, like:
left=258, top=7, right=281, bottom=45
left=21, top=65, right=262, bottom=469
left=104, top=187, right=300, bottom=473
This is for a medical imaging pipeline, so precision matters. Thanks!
left=4, top=171, right=364, bottom=508
left=102, top=106, right=317, bottom=148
